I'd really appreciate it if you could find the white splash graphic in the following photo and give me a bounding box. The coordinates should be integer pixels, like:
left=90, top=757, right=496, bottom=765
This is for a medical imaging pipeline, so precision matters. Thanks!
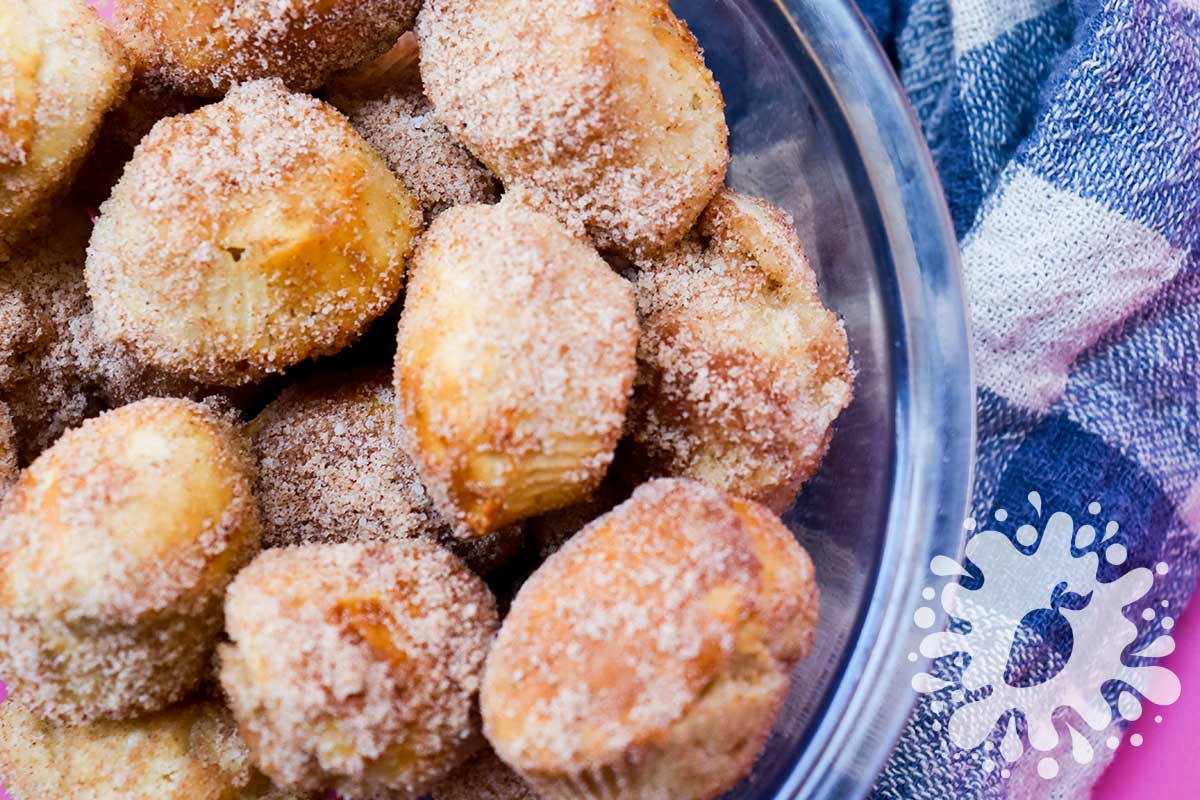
left=913, top=493, right=1182, bottom=779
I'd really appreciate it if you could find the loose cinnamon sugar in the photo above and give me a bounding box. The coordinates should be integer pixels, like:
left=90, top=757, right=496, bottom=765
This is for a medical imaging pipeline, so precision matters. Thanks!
left=251, top=368, right=523, bottom=574
left=0, top=401, right=16, bottom=492
left=431, top=747, right=537, bottom=800
left=220, top=541, right=499, bottom=797
left=111, top=0, right=421, bottom=95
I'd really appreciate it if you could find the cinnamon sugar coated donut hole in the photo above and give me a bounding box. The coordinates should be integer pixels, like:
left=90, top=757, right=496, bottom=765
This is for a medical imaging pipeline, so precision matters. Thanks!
left=250, top=369, right=524, bottom=575
left=394, top=200, right=639, bottom=535
left=418, top=0, right=728, bottom=258
left=625, top=188, right=854, bottom=512
left=0, top=398, right=261, bottom=723
left=111, top=0, right=422, bottom=96
left=0, top=206, right=247, bottom=466
left=430, top=747, right=537, bottom=800
left=0, top=699, right=315, bottom=799
left=0, top=402, right=16, bottom=492
left=219, top=541, right=500, bottom=798
left=481, top=478, right=819, bottom=800
left=0, top=0, right=130, bottom=255
left=85, top=79, right=423, bottom=386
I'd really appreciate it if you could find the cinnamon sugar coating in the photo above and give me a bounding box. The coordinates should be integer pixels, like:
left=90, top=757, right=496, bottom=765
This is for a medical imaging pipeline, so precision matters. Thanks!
left=111, top=0, right=421, bottom=96
left=86, top=79, right=423, bottom=386
left=331, top=38, right=500, bottom=223
left=0, top=0, right=130, bottom=256
left=394, top=200, right=639, bottom=536
left=250, top=369, right=523, bottom=575
left=417, top=0, right=728, bottom=259
left=0, top=399, right=261, bottom=724
left=0, top=699, right=314, bottom=799
left=625, top=189, right=854, bottom=512
left=219, top=541, right=499, bottom=798
left=0, top=207, right=243, bottom=466
left=482, top=478, right=819, bottom=800
left=430, top=747, right=537, bottom=800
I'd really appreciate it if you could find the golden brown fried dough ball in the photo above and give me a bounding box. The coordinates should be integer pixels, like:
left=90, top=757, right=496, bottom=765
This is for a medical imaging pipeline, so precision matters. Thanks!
left=430, top=748, right=536, bottom=800
left=0, top=402, right=15, bottom=492
left=250, top=369, right=524, bottom=575
left=330, top=38, right=500, bottom=223
left=86, top=79, right=422, bottom=386
left=0, top=699, right=313, bottom=800
left=482, top=479, right=819, bottom=800
left=111, top=0, right=421, bottom=96
left=0, top=399, right=260, bottom=723
left=624, top=189, right=854, bottom=513
left=418, top=0, right=728, bottom=259
left=0, top=0, right=130, bottom=255
left=394, top=200, right=638, bottom=536
left=0, top=207, right=241, bottom=465
left=219, top=541, right=499, bottom=799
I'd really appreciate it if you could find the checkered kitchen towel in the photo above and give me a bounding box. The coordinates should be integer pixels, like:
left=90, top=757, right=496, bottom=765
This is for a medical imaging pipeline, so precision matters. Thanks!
left=855, top=1, right=1200, bottom=798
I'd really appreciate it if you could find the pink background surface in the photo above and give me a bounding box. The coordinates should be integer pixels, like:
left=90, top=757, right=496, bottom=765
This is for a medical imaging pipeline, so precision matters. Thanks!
left=0, top=4, right=1182, bottom=799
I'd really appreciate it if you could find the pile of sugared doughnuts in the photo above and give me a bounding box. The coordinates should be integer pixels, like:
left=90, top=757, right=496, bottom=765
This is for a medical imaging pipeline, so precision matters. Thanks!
left=0, top=2, right=854, bottom=799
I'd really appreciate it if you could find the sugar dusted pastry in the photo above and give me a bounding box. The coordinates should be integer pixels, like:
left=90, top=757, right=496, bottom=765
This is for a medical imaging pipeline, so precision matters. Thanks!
left=0, top=207, right=237, bottom=465
left=431, top=747, right=536, bottom=800
left=250, top=369, right=523, bottom=574
left=482, top=478, right=819, bottom=800
left=394, top=199, right=639, bottom=535
left=86, top=79, right=422, bottom=386
left=331, top=38, right=500, bottom=222
left=0, top=399, right=260, bottom=723
left=219, top=541, right=499, bottom=798
left=625, top=189, right=854, bottom=512
left=0, top=699, right=312, bottom=800
left=111, top=0, right=421, bottom=96
left=0, top=0, right=130, bottom=255
left=0, top=401, right=16, bottom=492
left=418, top=0, right=728, bottom=258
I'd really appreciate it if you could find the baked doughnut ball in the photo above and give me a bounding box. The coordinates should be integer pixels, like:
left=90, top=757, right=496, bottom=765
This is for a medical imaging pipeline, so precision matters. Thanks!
left=0, top=398, right=260, bottom=723
left=111, top=0, right=421, bottom=96
left=394, top=200, right=639, bottom=535
left=86, top=79, right=422, bottom=386
left=0, top=401, right=16, bottom=492
left=0, top=207, right=240, bottom=465
left=482, top=479, right=819, bottom=800
left=219, top=541, right=499, bottom=798
left=0, top=0, right=130, bottom=255
left=331, top=37, right=500, bottom=223
left=418, top=0, right=728, bottom=258
left=430, top=748, right=536, bottom=800
left=625, top=189, right=854, bottom=512
left=0, top=700, right=312, bottom=799
left=250, top=369, right=524, bottom=575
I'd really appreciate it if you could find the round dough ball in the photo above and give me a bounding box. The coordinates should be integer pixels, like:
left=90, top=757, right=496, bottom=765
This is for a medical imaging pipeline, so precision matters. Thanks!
left=0, top=699, right=313, bottom=799
left=219, top=541, right=499, bottom=798
left=331, top=38, right=499, bottom=223
left=625, top=189, right=854, bottom=512
left=0, top=207, right=244, bottom=465
left=250, top=368, right=524, bottom=574
left=0, top=0, right=130, bottom=255
left=481, top=479, right=818, bottom=800
left=86, top=79, right=423, bottom=386
left=0, top=401, right=16, bottom=493
left=111, top=0, right=421, bottom=96
left=0, top=398, right=261, bottom=723
left=430, top=748, right=536, bottom=800
left=394, top=200, right=638, bottom=535
left=418, top=0, right=728, bottom=258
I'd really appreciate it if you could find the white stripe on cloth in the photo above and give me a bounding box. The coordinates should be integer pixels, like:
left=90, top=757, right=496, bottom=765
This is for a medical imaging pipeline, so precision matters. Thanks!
left=964, top=167, right=1186, bottom=413
left=951, top=0, right=1064, bottom=55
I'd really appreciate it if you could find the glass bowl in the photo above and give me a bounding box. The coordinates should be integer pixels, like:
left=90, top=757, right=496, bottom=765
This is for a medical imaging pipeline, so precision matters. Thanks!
left=671, top=1, right=976, bottom=797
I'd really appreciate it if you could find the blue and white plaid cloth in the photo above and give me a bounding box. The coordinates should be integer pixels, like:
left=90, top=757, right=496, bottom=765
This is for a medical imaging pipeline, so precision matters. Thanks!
left=860, top=1, right=1200, bottom=797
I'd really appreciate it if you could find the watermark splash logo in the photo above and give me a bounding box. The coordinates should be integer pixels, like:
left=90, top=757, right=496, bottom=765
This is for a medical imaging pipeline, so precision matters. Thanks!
left=911, top=492, right=1181, bottom=781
